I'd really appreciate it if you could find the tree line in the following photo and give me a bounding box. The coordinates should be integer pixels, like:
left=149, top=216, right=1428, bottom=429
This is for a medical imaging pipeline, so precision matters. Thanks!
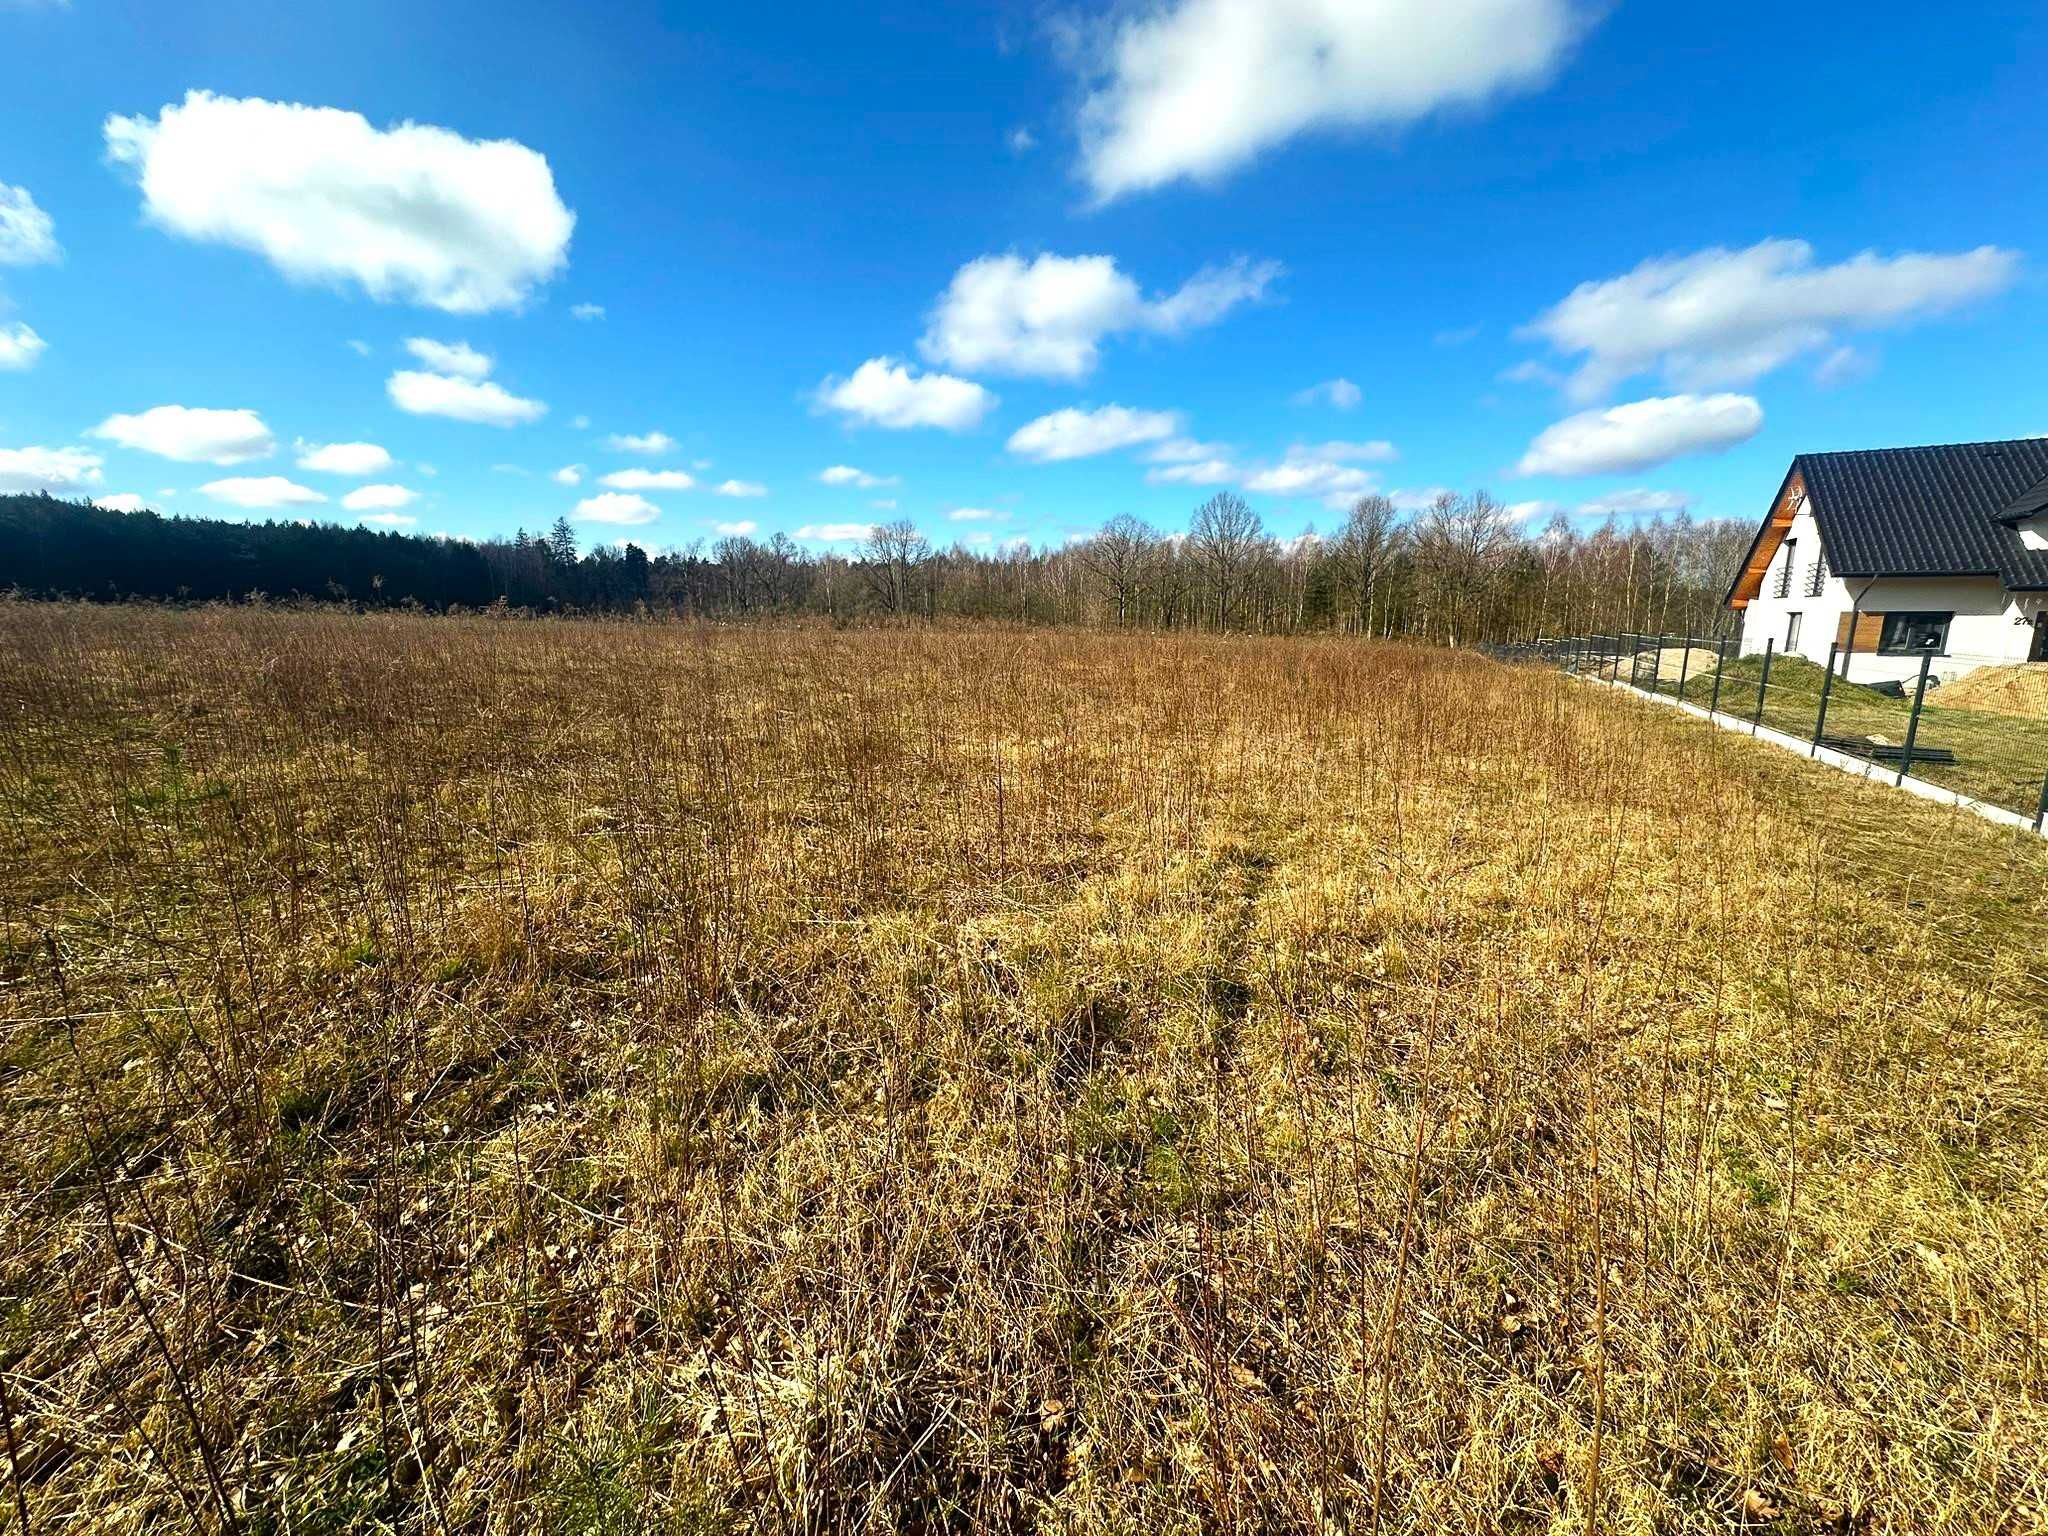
left=0, top=489, right=1752, bottom=643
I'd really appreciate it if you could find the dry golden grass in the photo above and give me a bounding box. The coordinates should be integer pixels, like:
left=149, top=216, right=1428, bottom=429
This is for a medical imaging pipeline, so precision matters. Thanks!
left=2, top=604, right=2046, bottom=1535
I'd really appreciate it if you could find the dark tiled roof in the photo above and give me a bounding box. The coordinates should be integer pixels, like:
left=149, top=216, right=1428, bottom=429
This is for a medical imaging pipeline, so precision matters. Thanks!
left=1801, top=439, right=2048, bottom=589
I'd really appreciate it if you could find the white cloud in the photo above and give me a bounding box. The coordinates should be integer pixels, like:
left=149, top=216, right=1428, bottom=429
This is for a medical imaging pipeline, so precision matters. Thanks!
left=93, top=405, right=275, bottom=464
left=200, top=475, right=327, bottom=509
left=403, top=337, right=492, bottom=379
left=1814, top=344, right=1876, bottom=389
left=601, top=468, right=694, bottom=490
left=1292, top=378, right=1362, bottom=410
left=794, top=522, right=875, bottom=542
left=921, top=252, right=1279, bottom=378
left=817, top=357, right=996, bottom=431
left=1516, top=393, right=1763, bottom=477
left=359, top=511, right=417, bottom=527
left=819, top=464, right=898, bottom=488
left=570, top=302, right=605, bottom=321
left=1435, top=324, right=1481, bottom=347
left=103, top=90, right=574, bottom=313
left=948, top=507, right=1004, bottom=522
left=1007, top=404, right=1180, bottom=462
left=1074, top=0, right=1586, bottom=201
left=1574, top=488, right=1689, bottom=519
left=346, top=338, right=371, bottom=357
left=870, top=498, right=898, bottom=510
left=1505, top=499, right=1560, bottom=522
left=0, top=323, right=45, bottom=370
left=1296, top=438, right=1396, bottom=463
left=387, top=370, right=545, bottom=426
left=1521, top=239, right=2020, bottom=401
left=341, top=483, right=418, bottom=511
left=1389, top=486, right=1456, bottom=510
left=0, top=183, right=59, bottom=265
left=605, top=430, right=676, bottom=454
left=1147, top=436, right=1230, bottom=464
left=1008, top=126, right=1038, bottom=154
left=713, top=519, right=758, bottom=536
left=94, top=493, right=148, bottom=513
left=0, top=446, right=103, bottom=493
left=575, top=491, right=660, bottom=525
left=551, top=464, right=585, bottom=486
left=714, top=479, right=766, bottom=498
left=296, top=440, right=394, bottom=476
left=1243, top=460, right=1379, bottom=503
left=1146, top=458, right=1239, bottom=487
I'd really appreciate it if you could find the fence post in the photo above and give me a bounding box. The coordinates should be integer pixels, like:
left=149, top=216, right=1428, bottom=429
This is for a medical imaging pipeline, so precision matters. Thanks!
left=1676, top=631, right=1694, bottom=701
left=2034, top=770, right=2048, bottom=835
left=1812, top=642, right=1839, bottom=757
left=1627, top=631, right=1641, bottom=690
left=1896, top=649, right=1935, bottom=786
left=1752, top=639, right=1775, bottom=733
left=1651, top=633, right=1666, bottom=696
left=1709, top=634, right=1728, bottom=717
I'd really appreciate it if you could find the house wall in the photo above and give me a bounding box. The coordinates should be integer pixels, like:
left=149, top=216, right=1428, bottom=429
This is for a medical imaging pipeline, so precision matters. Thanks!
left=1735, top=503, right=2040, bottom=682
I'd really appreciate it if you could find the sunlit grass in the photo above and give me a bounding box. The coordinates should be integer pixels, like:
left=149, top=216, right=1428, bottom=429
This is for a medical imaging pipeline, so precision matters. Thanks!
left=2, top=603, right=2045, bottom=1533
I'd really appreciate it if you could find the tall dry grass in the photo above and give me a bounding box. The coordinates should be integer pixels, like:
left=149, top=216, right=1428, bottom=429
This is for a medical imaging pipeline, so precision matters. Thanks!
left=0, top=604, right=2044, bottom=1534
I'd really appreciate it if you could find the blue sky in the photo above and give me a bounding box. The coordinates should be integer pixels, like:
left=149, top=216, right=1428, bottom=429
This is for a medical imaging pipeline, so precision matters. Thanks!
left=1, top=0, right=2044, bottom=553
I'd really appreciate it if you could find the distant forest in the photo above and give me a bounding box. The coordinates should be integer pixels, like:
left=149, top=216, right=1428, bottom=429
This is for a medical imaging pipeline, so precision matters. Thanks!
left=0, top=490, right=1752, bottom=643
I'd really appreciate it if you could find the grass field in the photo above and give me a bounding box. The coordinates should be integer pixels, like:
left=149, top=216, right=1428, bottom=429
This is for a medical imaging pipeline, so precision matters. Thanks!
left=3, top=605, right=2047, bottom=1534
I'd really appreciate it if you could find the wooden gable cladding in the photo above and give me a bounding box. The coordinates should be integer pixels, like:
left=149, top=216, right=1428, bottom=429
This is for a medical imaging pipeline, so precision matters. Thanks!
left=1835, top=611, right=1884, bottom=652
left=1729, top=469, right=1806, bottom=610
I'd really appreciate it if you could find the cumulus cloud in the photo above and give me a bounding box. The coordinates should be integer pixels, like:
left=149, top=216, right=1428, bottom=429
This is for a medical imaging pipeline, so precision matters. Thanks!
left=601, top=468, right=694, bottom=490
left=1007, top=404, right=1180, bottom=462
left=346, top=339, right=372, bottom=357
left=1147, top=436, right=1230, bottom=464
left=570, top=302, right=605, bottom=321
left=403, top=337, right=492, bottom=379
left=921, top=252, right=1279, bottom=378
left=574, top=491, right=660, bottom=525
left=713, top=519, right=758, bottom=536
left=714, top=479, right=766, bottom=498
left=1074, top=0, right=1586, bottom=201
left=0, top=323, right=46, bottom=371
left=551, top=464, right=585, bottom=486
left=606, top=430, right=676, bottom=454
left=201, top=475, right=327, bottom=509
left=387, top=370, right=546, bottom=426
left=0, top=445, right=103, bottom=493
left=794, top=522, right=875, bottom=542
left=341, top=483, right=418, bottom=511
left=103, top=91, right=574, bottom=313
left=0, top=184, right=59, bottom=266
left=1243, top=459, right=1380, bottom=504
left=297, top=440, right=394, bottom=476
left=817, top=357, right=995, bottom=431
left=358, top=511, right=417, bottom=527
left=93, top=405, right=275, bottom=464
left=948, top=507, right=1003, bottom=522
left=1516, top=394, right=1763, bottom=477
left=1521, top=239, right=2020, bottom=401
left=819, top=464, right=898, bottom=489
left=1292, top=378, right=1362, bottom=410
left=94, top=493, right=148, bottom=513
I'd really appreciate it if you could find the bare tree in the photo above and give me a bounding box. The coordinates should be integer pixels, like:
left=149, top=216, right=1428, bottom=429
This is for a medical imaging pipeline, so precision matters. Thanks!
left=859, top=519, right=932, bottom=616
left=1081, top=514, right=1155, bottom=628
left=1332, top=495, right=1402, bottom=637
left=1188, top=492, right=1264, bottom=630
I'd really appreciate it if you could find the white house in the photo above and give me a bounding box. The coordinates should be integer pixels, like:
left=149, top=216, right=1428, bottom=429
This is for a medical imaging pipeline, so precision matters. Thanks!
left=1729, top=439, right=2048, bottom=684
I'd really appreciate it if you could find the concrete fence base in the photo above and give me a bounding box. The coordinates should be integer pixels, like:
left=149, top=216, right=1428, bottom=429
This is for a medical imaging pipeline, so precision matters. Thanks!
left=1580, top=672, right=2048, bottom=841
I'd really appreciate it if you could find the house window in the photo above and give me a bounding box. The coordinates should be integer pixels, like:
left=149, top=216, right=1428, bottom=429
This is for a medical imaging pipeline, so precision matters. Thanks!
left=1876, top=611, right=1952, bottom=656
left=1785, top=612, right=1803, bottom=651
left=1805, top=550, right=1828, bottom=597
left=1773, top=539, right=1797, bottom=599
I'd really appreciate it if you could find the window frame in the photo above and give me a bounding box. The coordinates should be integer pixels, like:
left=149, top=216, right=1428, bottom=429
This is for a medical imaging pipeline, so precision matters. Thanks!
left=1785, top=611, right=1803, bottom=651
left=1875, top=610, right=1953, bottom=657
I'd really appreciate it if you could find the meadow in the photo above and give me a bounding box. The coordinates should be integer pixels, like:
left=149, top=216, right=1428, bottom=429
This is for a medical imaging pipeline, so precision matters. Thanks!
left=1, top=605, right=2045, bottom=1534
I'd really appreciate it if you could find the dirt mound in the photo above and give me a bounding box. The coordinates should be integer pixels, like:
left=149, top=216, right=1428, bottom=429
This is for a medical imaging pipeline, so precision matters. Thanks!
left=1932, top=663, right=2048, bottom=719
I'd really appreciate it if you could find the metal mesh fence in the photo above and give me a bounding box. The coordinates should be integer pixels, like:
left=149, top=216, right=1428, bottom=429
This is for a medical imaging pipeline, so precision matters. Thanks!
left=1486, top=632, right=2048, bottom=831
